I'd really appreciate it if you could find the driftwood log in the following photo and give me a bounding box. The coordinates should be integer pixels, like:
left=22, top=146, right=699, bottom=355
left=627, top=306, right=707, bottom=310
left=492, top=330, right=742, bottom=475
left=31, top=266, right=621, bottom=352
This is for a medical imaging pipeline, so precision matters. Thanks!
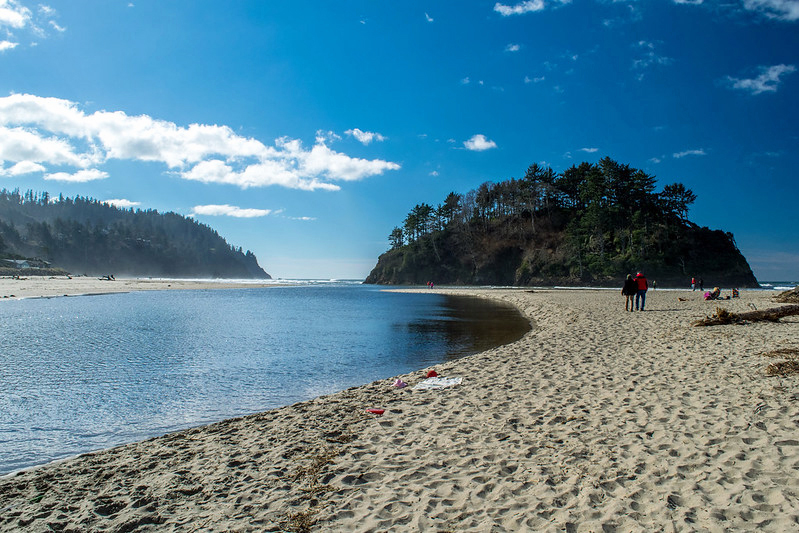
left=692, top=304, right=799, bottom=327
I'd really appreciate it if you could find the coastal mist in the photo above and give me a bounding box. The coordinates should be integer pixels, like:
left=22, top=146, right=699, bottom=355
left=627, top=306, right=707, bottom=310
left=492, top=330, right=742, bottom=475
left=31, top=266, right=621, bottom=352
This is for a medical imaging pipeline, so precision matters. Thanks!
left=0, top=283, right=529, bottom=475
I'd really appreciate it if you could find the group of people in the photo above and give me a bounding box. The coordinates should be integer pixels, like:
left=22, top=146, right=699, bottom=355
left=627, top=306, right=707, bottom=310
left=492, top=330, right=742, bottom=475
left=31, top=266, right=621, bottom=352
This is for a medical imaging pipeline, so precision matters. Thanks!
left=691, top=277, right=704, bottom=291
left=621, top=272, right=648, bottom=311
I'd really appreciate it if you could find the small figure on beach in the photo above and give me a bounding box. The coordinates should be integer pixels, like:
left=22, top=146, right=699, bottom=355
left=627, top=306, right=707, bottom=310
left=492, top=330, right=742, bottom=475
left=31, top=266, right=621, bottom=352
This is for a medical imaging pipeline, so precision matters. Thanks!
left=691, top=277, right=696, bottom=291
left=699, top=277, right=704, bottom=291
left=634, top=272, right=648, bottom=311
left=622, top=274, right=637, bottom=312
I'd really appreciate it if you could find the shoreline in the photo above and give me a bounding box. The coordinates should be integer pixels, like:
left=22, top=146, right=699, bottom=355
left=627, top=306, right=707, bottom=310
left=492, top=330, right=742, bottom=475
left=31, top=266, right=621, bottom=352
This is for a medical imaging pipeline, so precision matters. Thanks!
left=1, top=287, right=798, bottom=531
left=0, top=275, right=280, bottom=300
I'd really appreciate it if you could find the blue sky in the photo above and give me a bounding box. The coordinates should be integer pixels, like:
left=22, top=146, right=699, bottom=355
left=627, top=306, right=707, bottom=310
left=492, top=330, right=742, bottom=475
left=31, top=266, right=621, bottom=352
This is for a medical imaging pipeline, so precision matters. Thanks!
left=1, top=0, right=797, bottom=280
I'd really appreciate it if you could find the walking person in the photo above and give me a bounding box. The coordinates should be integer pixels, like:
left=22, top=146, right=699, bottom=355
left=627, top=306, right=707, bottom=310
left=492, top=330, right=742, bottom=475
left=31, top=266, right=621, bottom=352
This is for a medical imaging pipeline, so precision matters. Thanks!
left=634, top=272, right=648, bottom=311
left=622, top=274, right=637, bottom=312
left=691, top=277, right=696, bottom=291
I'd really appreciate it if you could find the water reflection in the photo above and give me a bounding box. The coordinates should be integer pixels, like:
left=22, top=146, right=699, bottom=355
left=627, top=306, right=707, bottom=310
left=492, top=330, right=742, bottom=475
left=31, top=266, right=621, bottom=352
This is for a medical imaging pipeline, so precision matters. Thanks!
left=407, top=295, right=532, bottom=360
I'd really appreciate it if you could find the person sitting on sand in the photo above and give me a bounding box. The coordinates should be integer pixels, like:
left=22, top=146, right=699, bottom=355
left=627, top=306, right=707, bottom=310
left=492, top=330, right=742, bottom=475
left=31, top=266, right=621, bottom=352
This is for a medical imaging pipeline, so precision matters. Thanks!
left=622, top=274, right=637, bottom=312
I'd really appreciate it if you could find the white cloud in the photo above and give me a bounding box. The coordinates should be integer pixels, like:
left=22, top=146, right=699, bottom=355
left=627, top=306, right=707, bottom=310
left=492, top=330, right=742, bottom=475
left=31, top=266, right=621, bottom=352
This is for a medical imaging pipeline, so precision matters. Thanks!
left=461, top=77, right=471, bottom=85
left=743, top=0, right=799, bottom=21
left=673, top=0, right=704, bottom=4
left=726, top=64, right=796, bottom=95
left=104, top=198, right=141, bottom=208
left=494, top=1, right=546, bottom=16
left=345, top=128, right=386, bottom=145
left=525, top=75, right=546, bottom=83
left=632, top=41, right=672, bottom=74
left=0, top=1, right=62, bottom=51
left=425, top=12, right=434, bottom=22
left=192, top=204, right=273, bottom=218
left=673, top=149, right=706, bottom=158
left=0, top=160, right=44, bottom=176
left=463, top=134, right=497, bottom=151
left=579, top=147, right=598, bottom=153
left=0, top=0, right=30, bottom=29
left=44, top=169, right=109, bottom=182
left=0, top=94, right=400, bottom=191
left=505, top=43, right=521, bottom=52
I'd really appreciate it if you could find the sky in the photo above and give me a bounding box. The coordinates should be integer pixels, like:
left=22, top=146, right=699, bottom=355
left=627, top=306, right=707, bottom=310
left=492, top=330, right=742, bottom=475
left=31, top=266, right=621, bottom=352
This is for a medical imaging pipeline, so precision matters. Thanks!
left=1, top=0, right=797, bottom=281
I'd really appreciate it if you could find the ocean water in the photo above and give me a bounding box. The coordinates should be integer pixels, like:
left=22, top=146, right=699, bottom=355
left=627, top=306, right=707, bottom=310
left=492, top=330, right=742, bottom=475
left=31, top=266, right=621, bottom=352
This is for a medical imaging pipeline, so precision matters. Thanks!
left=0, top=283, right=530, bottom=475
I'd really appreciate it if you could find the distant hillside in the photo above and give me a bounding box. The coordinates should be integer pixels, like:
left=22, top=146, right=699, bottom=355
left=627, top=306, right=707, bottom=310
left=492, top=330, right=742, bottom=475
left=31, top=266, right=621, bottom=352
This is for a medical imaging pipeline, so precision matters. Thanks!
left=366, top=157, right=758, bottom=288
left=0, top=189, right=270, bottom=279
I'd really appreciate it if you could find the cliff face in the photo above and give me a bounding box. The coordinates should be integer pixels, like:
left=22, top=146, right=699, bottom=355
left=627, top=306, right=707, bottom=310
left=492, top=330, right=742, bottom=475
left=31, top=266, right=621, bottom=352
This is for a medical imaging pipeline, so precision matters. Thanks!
left=365, top=220, right=758, bottom=288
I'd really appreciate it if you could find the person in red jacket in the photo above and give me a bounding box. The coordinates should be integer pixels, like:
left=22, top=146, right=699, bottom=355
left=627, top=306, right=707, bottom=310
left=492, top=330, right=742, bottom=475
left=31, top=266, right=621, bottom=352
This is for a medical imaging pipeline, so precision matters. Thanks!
left=634, top=272, right=648, bottom=311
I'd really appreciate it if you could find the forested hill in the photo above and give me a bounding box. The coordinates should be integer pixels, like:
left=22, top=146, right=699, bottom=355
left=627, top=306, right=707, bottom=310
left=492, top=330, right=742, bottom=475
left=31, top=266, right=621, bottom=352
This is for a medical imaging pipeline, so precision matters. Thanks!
left=366, top=157, right=758, bottom=288
left=0, top=189, right=270, bottom=279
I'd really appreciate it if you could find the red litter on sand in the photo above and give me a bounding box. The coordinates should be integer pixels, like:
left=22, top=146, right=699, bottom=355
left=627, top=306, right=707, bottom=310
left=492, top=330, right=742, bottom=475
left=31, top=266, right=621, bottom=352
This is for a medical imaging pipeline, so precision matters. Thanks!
left=365, top=408, right=385, bottom=415
left=426, top=370, right=438, bottom=378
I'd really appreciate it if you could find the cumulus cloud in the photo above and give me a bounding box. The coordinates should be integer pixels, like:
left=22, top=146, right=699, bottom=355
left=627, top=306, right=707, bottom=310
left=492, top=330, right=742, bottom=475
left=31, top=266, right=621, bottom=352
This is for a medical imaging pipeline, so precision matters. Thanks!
left=743, top=0, right=799, bottom=21
left=725, top=64, right=796, bottom=95
left=44, top=169, right=109, bottom=182
left=463, top=134, right=497, bottom=151
left=0, top=160, right=44, bottom=176
left=0, top=0, right=30, bottom=28
left=0, top=94, right=400, bottom=191
left=494, top=1, right=546, bottom=16
left=494, top=0, right=571, bottom=16
left=104, top=198, right=141, bottom=209
left=192, top=204, right=273, bottom=218
left=0, top=40, right=18, bottom=51
left=673, top=149, right=706, bottom=158
left=345, top=128, right=386, bottom=145
left=505, top=43, right=521, bottom=52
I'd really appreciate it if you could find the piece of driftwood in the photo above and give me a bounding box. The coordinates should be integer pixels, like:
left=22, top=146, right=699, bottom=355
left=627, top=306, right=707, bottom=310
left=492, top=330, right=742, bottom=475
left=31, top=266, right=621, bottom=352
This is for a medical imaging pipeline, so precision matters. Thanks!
left=692, top=304, right=799, bottom=327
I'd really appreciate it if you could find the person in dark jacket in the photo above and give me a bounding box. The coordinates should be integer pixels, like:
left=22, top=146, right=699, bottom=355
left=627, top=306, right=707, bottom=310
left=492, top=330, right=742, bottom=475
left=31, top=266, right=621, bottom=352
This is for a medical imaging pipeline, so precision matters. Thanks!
left=622, top=274, right=637, bottom=312
left=634, top=272, right=648, bottom=311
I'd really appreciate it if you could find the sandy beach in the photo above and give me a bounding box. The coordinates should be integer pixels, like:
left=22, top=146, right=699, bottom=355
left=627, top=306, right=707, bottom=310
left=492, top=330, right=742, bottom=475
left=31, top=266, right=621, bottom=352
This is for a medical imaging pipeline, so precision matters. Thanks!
left=0, top=276, right=277, bottom=300
left=1, top=283, right=798, bottom=532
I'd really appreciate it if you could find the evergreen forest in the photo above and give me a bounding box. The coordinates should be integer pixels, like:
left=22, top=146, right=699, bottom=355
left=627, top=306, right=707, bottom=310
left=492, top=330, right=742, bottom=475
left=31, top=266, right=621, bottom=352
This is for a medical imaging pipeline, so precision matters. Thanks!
left=0, top=189, right=270, bottom=279
left=366, top=157, right=757, bottom=287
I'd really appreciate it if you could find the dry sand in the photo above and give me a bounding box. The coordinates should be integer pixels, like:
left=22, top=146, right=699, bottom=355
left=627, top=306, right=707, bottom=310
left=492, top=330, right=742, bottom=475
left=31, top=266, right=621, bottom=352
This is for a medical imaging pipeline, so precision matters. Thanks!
left=0, top=276, right=277, bottom=299
left=1, top=284, right=798, bottom=532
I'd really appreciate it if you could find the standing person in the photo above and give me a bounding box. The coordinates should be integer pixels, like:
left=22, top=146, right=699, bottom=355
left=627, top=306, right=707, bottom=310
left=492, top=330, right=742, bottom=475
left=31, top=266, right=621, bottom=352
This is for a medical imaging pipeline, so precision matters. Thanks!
left=699, top=277, right=704, bottom=291
left=622, top=274, right=637, bottom=312
left=634, top=272, right=648, bottom=311
left=691, top=277, right=696, bottom=291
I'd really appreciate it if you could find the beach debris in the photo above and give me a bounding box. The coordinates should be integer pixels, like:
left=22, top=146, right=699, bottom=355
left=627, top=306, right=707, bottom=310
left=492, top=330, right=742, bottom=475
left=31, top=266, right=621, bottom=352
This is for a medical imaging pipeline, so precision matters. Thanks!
left=759, top=348, right=799, bottom=377
left=426, top=370, right=438, bottom=378
left=692, top=304, right=799, bottom=327
left=774, top=286, right=799, bottom=303
left=765, top=361, right=799, bottom=377
left=392, top=379, right=407, bottom=388
left=365, top=408, right=385, bottom=415
left=413, top=377, right=463, bottom=390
